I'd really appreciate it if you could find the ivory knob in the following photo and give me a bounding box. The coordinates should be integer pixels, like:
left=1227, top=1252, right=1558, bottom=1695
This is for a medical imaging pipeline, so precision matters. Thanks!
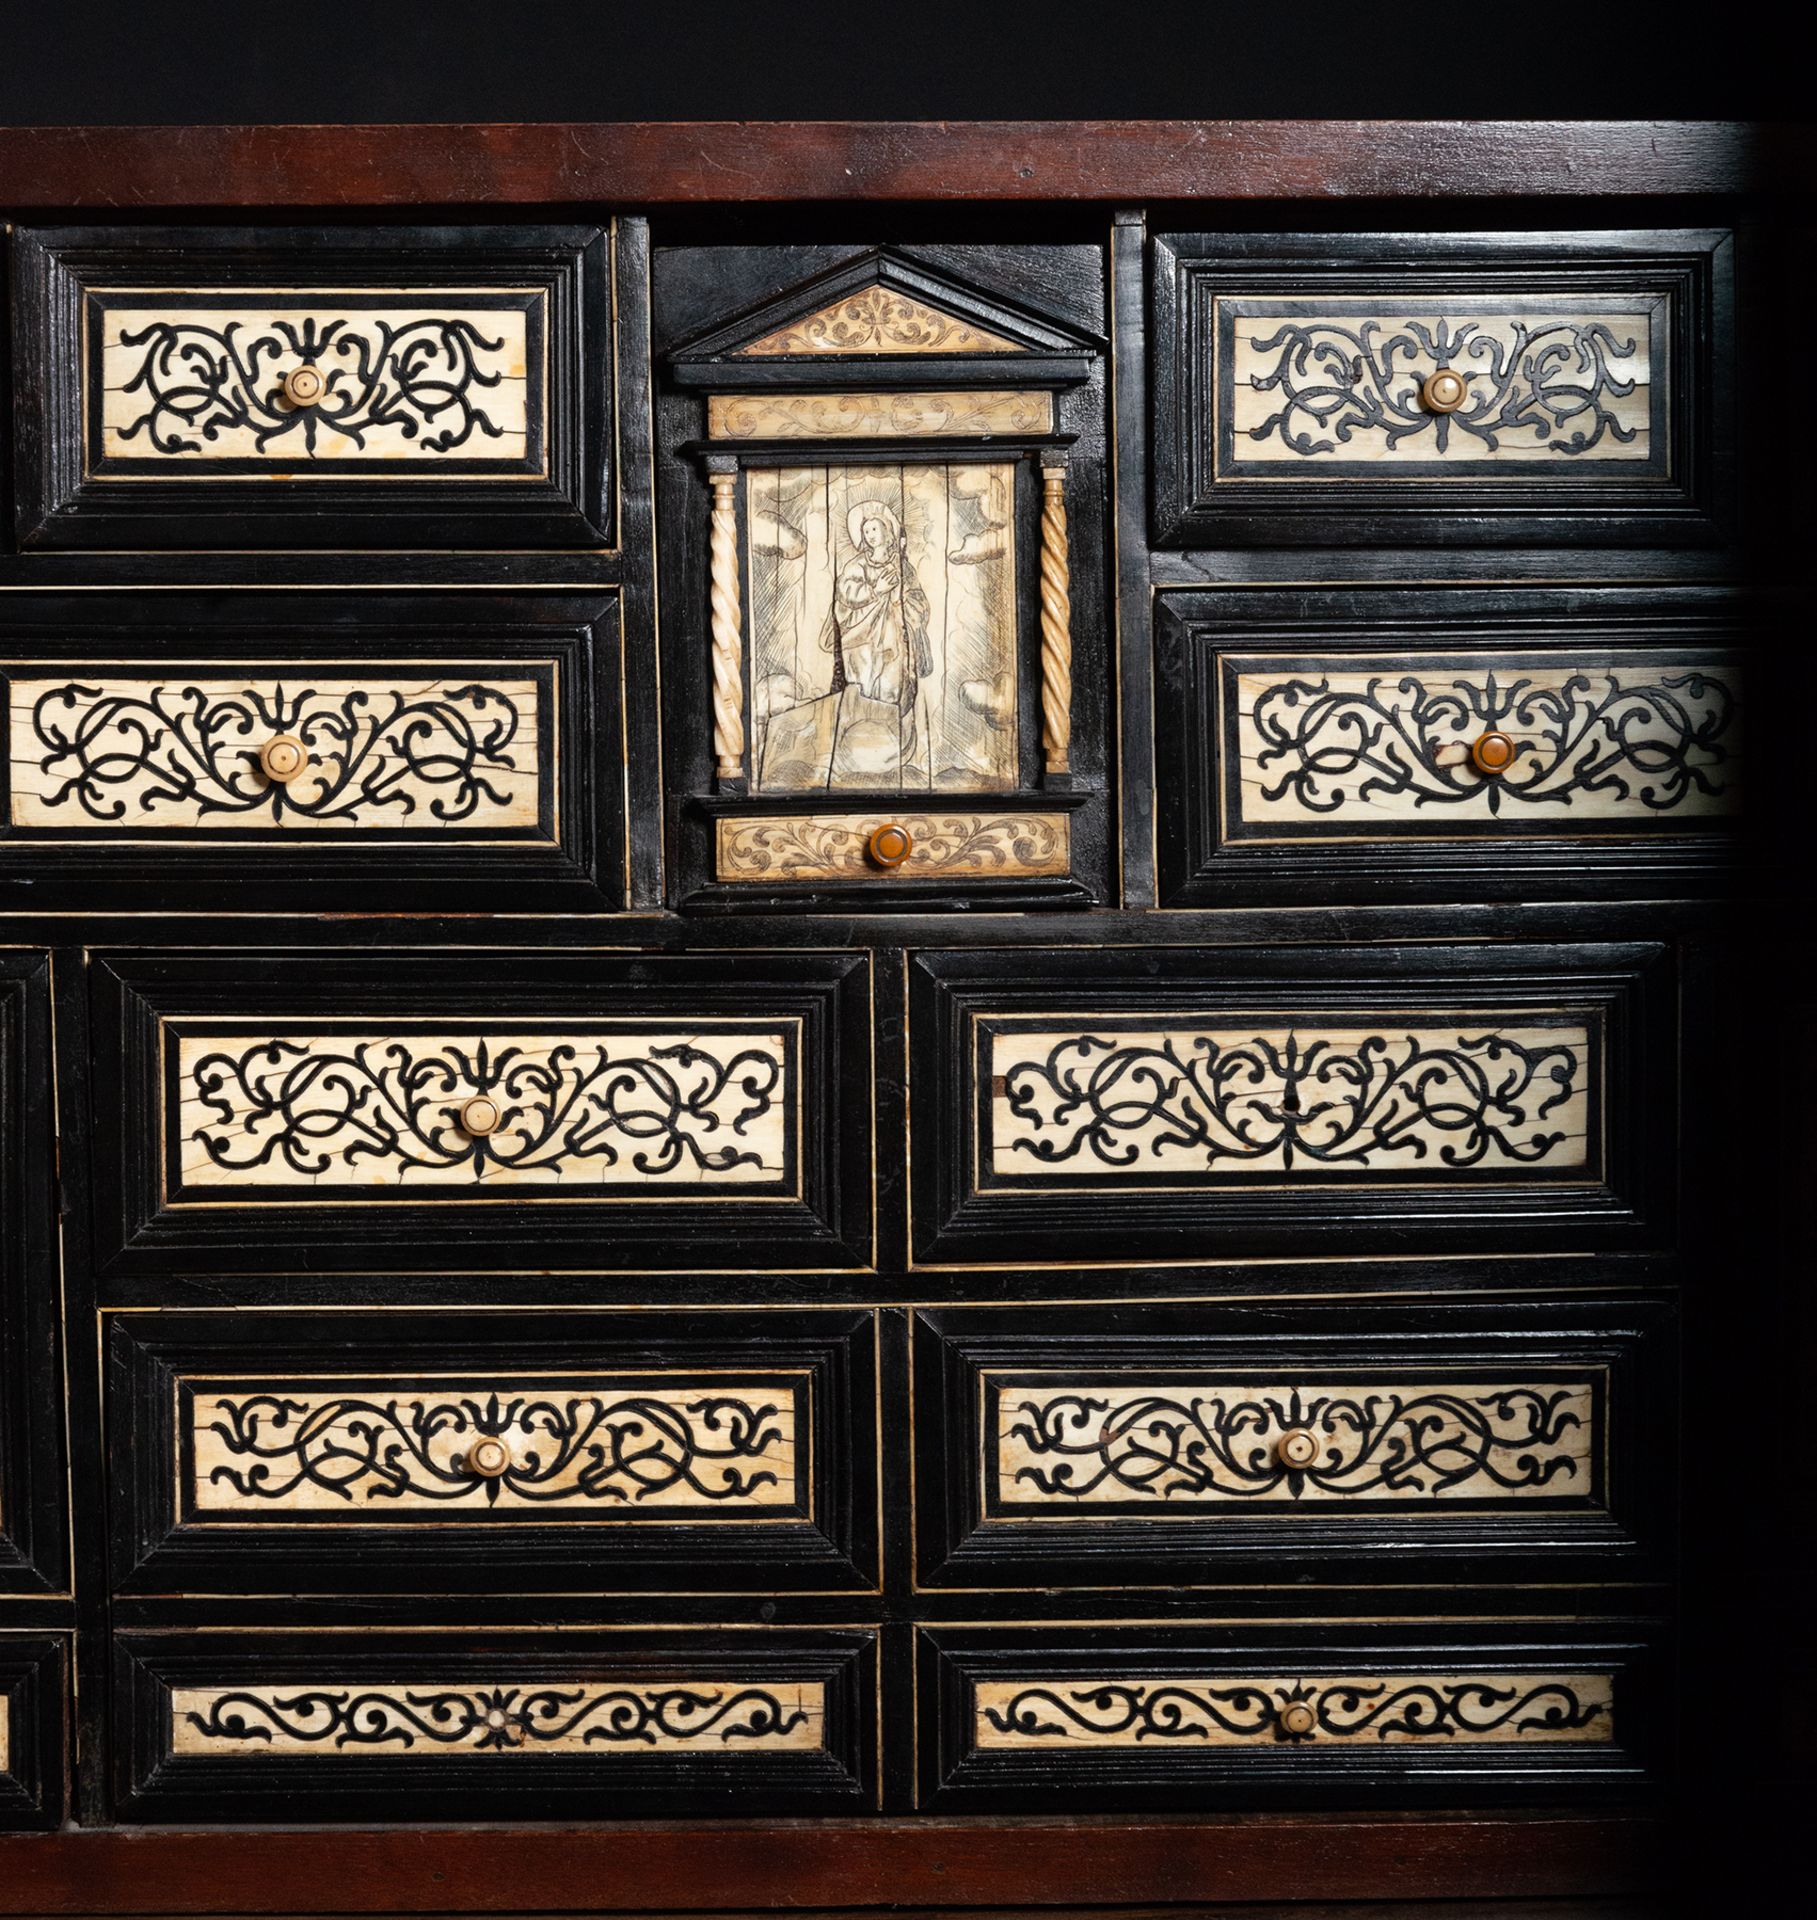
left=1419, top=367, right=1468, bottom=413
left=464, top=1436, right=512, bottom=1479
left=1279, top=1701, right=1318, bottom=1737
left=1276, top=1428, right=1321, bottom=1469
left=258, top=735, right=308, bottom=783
left=1470, top=730, right=1518, bottom=776
left=866, top=823, right=914, bottom=870
left=458, top=1095, right=502, bottom=1137
left=281, top=364, right=326, bottom=407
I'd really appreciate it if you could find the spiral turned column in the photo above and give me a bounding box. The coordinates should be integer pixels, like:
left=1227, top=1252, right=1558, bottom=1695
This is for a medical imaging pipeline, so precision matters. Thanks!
left=1038, top=451, right=1072, bottom=782
left=706, top=457, right=746, bottom=787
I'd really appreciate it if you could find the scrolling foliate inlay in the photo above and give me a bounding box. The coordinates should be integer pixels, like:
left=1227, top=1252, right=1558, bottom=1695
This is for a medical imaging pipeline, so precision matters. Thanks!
left=8, top=675, right=542, bottom=832
left=707, top=391, right=1053, bottom=440
left=987, top=1021, right=1592, bottom=1179
left=995, top=1378, right=1595, bottom=1506
left=171, top=1681, right=824, bottom=1755
left=1232, top=662, right=1737, bottom=829
left=1224, top=305, right=1655, bottom=467
left=717, top=812, right=1069, bottom=883
left=975, top=1673, right=1612, bottom=1747
left=188, top=1380, right=802, bottom=1513
left=96, top=301, right=534, bottom=465
left=736, top=287, right=1018, bottom=357
left=174, top=1028, right=794, bottom=1192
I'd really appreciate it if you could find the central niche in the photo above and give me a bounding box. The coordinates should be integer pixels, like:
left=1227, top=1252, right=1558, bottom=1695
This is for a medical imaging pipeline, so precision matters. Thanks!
left=748, top=461, right=1017, bottom=793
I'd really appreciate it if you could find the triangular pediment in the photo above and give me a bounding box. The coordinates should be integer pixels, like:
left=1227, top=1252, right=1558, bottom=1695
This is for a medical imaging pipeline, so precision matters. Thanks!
left=737, top=285, right=1018, bottom=357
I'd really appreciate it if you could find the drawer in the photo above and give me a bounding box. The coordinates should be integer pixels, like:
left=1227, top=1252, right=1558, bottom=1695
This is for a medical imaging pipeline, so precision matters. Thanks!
left=917, top=1624, right=1661, bottom=1810
left=0, top=1634, right=66, bottom=1829
left=0, top=592, right=623, bottom=910
left=1151, top=229, right=1731, bottom=547
left=86, top=950, right=873, bottom=1286
left=107, top=1308, right=879, bottom=1595
left=909, top=942, right=1672, bottom=1266
left=13, top=224, right=612, bottom=548
left=1155, top=586, right=1746, bottom=907
left=912, top=1298, right=1673, bottom=1590
left=113, top=1627, right=876, bottom=1822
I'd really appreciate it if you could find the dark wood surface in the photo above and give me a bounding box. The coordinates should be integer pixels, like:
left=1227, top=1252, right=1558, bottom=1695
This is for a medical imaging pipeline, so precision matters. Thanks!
left=0, top=119, right=1797, bottom=208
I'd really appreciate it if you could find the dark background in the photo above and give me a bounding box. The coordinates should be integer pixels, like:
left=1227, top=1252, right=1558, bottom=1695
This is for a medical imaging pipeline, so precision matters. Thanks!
left=0, top=0, right=1802, bottom=125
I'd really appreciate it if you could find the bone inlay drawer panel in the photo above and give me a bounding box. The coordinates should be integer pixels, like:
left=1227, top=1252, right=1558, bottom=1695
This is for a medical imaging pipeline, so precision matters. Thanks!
left=986, top=1019, right=1592, bottom=1179
left=174, top=1026, right=795, bottom=1193
left=973, top=1672, right=1614, bottom=1747
left=717, top=812, right=1070, bottom=882
left=9, top=671, right=546, bottom=833
left=996, top=1376, right=1595, bottom=1506
left=169, top=1680, right=825, bottom=1755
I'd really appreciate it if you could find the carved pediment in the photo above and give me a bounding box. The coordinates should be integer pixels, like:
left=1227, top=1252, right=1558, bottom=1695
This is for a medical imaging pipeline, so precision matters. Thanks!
left=736, top=285, right=1018, bottom=357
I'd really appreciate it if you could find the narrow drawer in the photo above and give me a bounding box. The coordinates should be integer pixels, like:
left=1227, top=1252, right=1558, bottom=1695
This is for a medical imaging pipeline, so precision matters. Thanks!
left=913, top=1298, right=1673, bottom=1589
left=107, top=1308, right=879, bottom=1594
left=86, top=950, right=873, bottom=1285
left=13, top=225, right=612, bottom=548
left=910, top=942, right=1671, bottom=1265
left=712, top=807, right=1076, bottom=891
left=0, top=1634, right=66, bottom=1829
left=918, top=1624, right=1661, bottom=1810
left=113, top=1628, right=876, bottom=1822
left=1151, top=229, right=1730, bottom=547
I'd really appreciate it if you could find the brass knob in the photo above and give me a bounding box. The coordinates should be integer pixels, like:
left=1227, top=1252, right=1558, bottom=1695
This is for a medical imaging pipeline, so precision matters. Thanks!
left=457, top=1095, right=502, bottom=1137
left=1279, top=1701, right=1317, bottom=1737
left=257, top=735, right=308, bottom=783
left=1276, top=1428, right=1321, bottom=1469
left=464, top=1436, right=512, bottom=1479
left=1470, top=730, right=1518, bottom=776
left=281, top=364, right=326, bottom=408
left=865, top=823, right=914, bottom=870
left=1419, top=367, right=1468, bottom=414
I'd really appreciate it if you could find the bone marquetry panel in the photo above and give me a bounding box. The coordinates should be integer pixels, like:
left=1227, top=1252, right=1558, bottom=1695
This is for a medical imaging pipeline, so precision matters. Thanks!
left=708, top=391, right=1053, bottom=439
left=736, top=288, right=1017, bottom=356
left=717, top=812, right=1069, bottom=882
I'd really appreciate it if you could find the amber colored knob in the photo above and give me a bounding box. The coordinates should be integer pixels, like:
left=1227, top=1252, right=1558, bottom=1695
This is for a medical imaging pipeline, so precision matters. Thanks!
left=1279, top=1701, right=1318, bottom=1737
left=1419, top=367, right=1468, bottom=414
left=464, top=1436, right=512, bottom=1479
left=1276, top=1428, right=1321, bottom=1469
left=866, top=823, right=914, bottom=870
left=281, top=364, right=325, bottom=407
left=257, top=735, right=308, bottom=783
left=457, top=1095, right=502, bottom=1137
left=1470, top=730, right=1518, bottom=776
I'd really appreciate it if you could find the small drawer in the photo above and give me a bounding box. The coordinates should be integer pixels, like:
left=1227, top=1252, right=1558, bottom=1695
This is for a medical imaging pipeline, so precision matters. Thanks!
left=1151, top=229, right=1731, bottom=547
left=918, top=1624, right=1661, bottom=1810
left=86, top=949, right=873, bottom=1286
left=910, top=941, right=1672, bottom=1265
left=1155, top=586, right=1746, bottom=906
left=0, top=591, right=622, bottom=910
left=0, top=1634, right=66, bottom=1830
left=113, top=1627, right=876, bottom=1822
left=913, top=1298, right=1673, bottom=1590
left=13, top=225, right=613, bottom=549
left=107, top=1308, right=879, bottom=1595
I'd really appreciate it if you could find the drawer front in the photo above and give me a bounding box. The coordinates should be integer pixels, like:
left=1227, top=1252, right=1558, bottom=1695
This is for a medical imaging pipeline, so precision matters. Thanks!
left=0, top=592, right=622, bottom=908
left=114, top=1628, right=876, bottom=1821
left=0, top=1634, right=66, bottom=1830
left=1155, top=587, right=1746, bottom=906
left=919, top=1625, right=1660, bottom=1809
left=108, top=1309, right=879, bottom=1594
left=14, top=225, right=612, bottom=548
left=88, top=951, right=873, bottom=1284
left=714, top=810, right=1073, bottom=884
left=910, top=943, right=1671, bottom=1265
left=913, top=1299, right=1672, bottom=1589
left=1151, top=229, right=1730, bottom=547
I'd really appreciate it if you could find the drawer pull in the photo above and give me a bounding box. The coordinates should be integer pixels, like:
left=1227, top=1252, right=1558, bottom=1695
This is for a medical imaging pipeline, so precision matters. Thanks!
left=456, top=1094, right=502, bottom=1137
left=461, top=1436, right=513, bottom=1480
left=279, top=363, right=326, bottom=408
left=865, top=823, right=914, bottom=870
left=1470, top=729, right=1519, bottom=776
left=256, top=735, right=309, bottom=784
left=1274, top=1428, right=1321, bottom=1469
left=1418, top=367, right=1468, bottom=414
left=1278, top=1701, right=1318, bottom=1738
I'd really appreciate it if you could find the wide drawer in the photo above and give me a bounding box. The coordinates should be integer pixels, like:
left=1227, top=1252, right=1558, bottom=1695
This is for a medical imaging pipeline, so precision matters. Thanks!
left=12, top=224, right=613, bottom=548
left=106, top=1308, right=879, bottom=1595
left=912, top=1297, right=1673, bottom=1591
left=1151, top=229, right=1731, bottom=547
left=917, top=1624, right=1661, bottom=1810
left=909, top=942, right=1672, bottom=1265
left=85, top=950, right=874, bottom=1285
left=112, top=1627, right=876, bottom=1822
left=0, top=1634, right=66, bottom=1830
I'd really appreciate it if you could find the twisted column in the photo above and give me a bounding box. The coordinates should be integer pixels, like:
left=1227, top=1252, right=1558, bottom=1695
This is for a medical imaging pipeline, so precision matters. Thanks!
left=1039, top=453, right=1072, bottom=779
left=707, top=459, right=745, bottom=786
